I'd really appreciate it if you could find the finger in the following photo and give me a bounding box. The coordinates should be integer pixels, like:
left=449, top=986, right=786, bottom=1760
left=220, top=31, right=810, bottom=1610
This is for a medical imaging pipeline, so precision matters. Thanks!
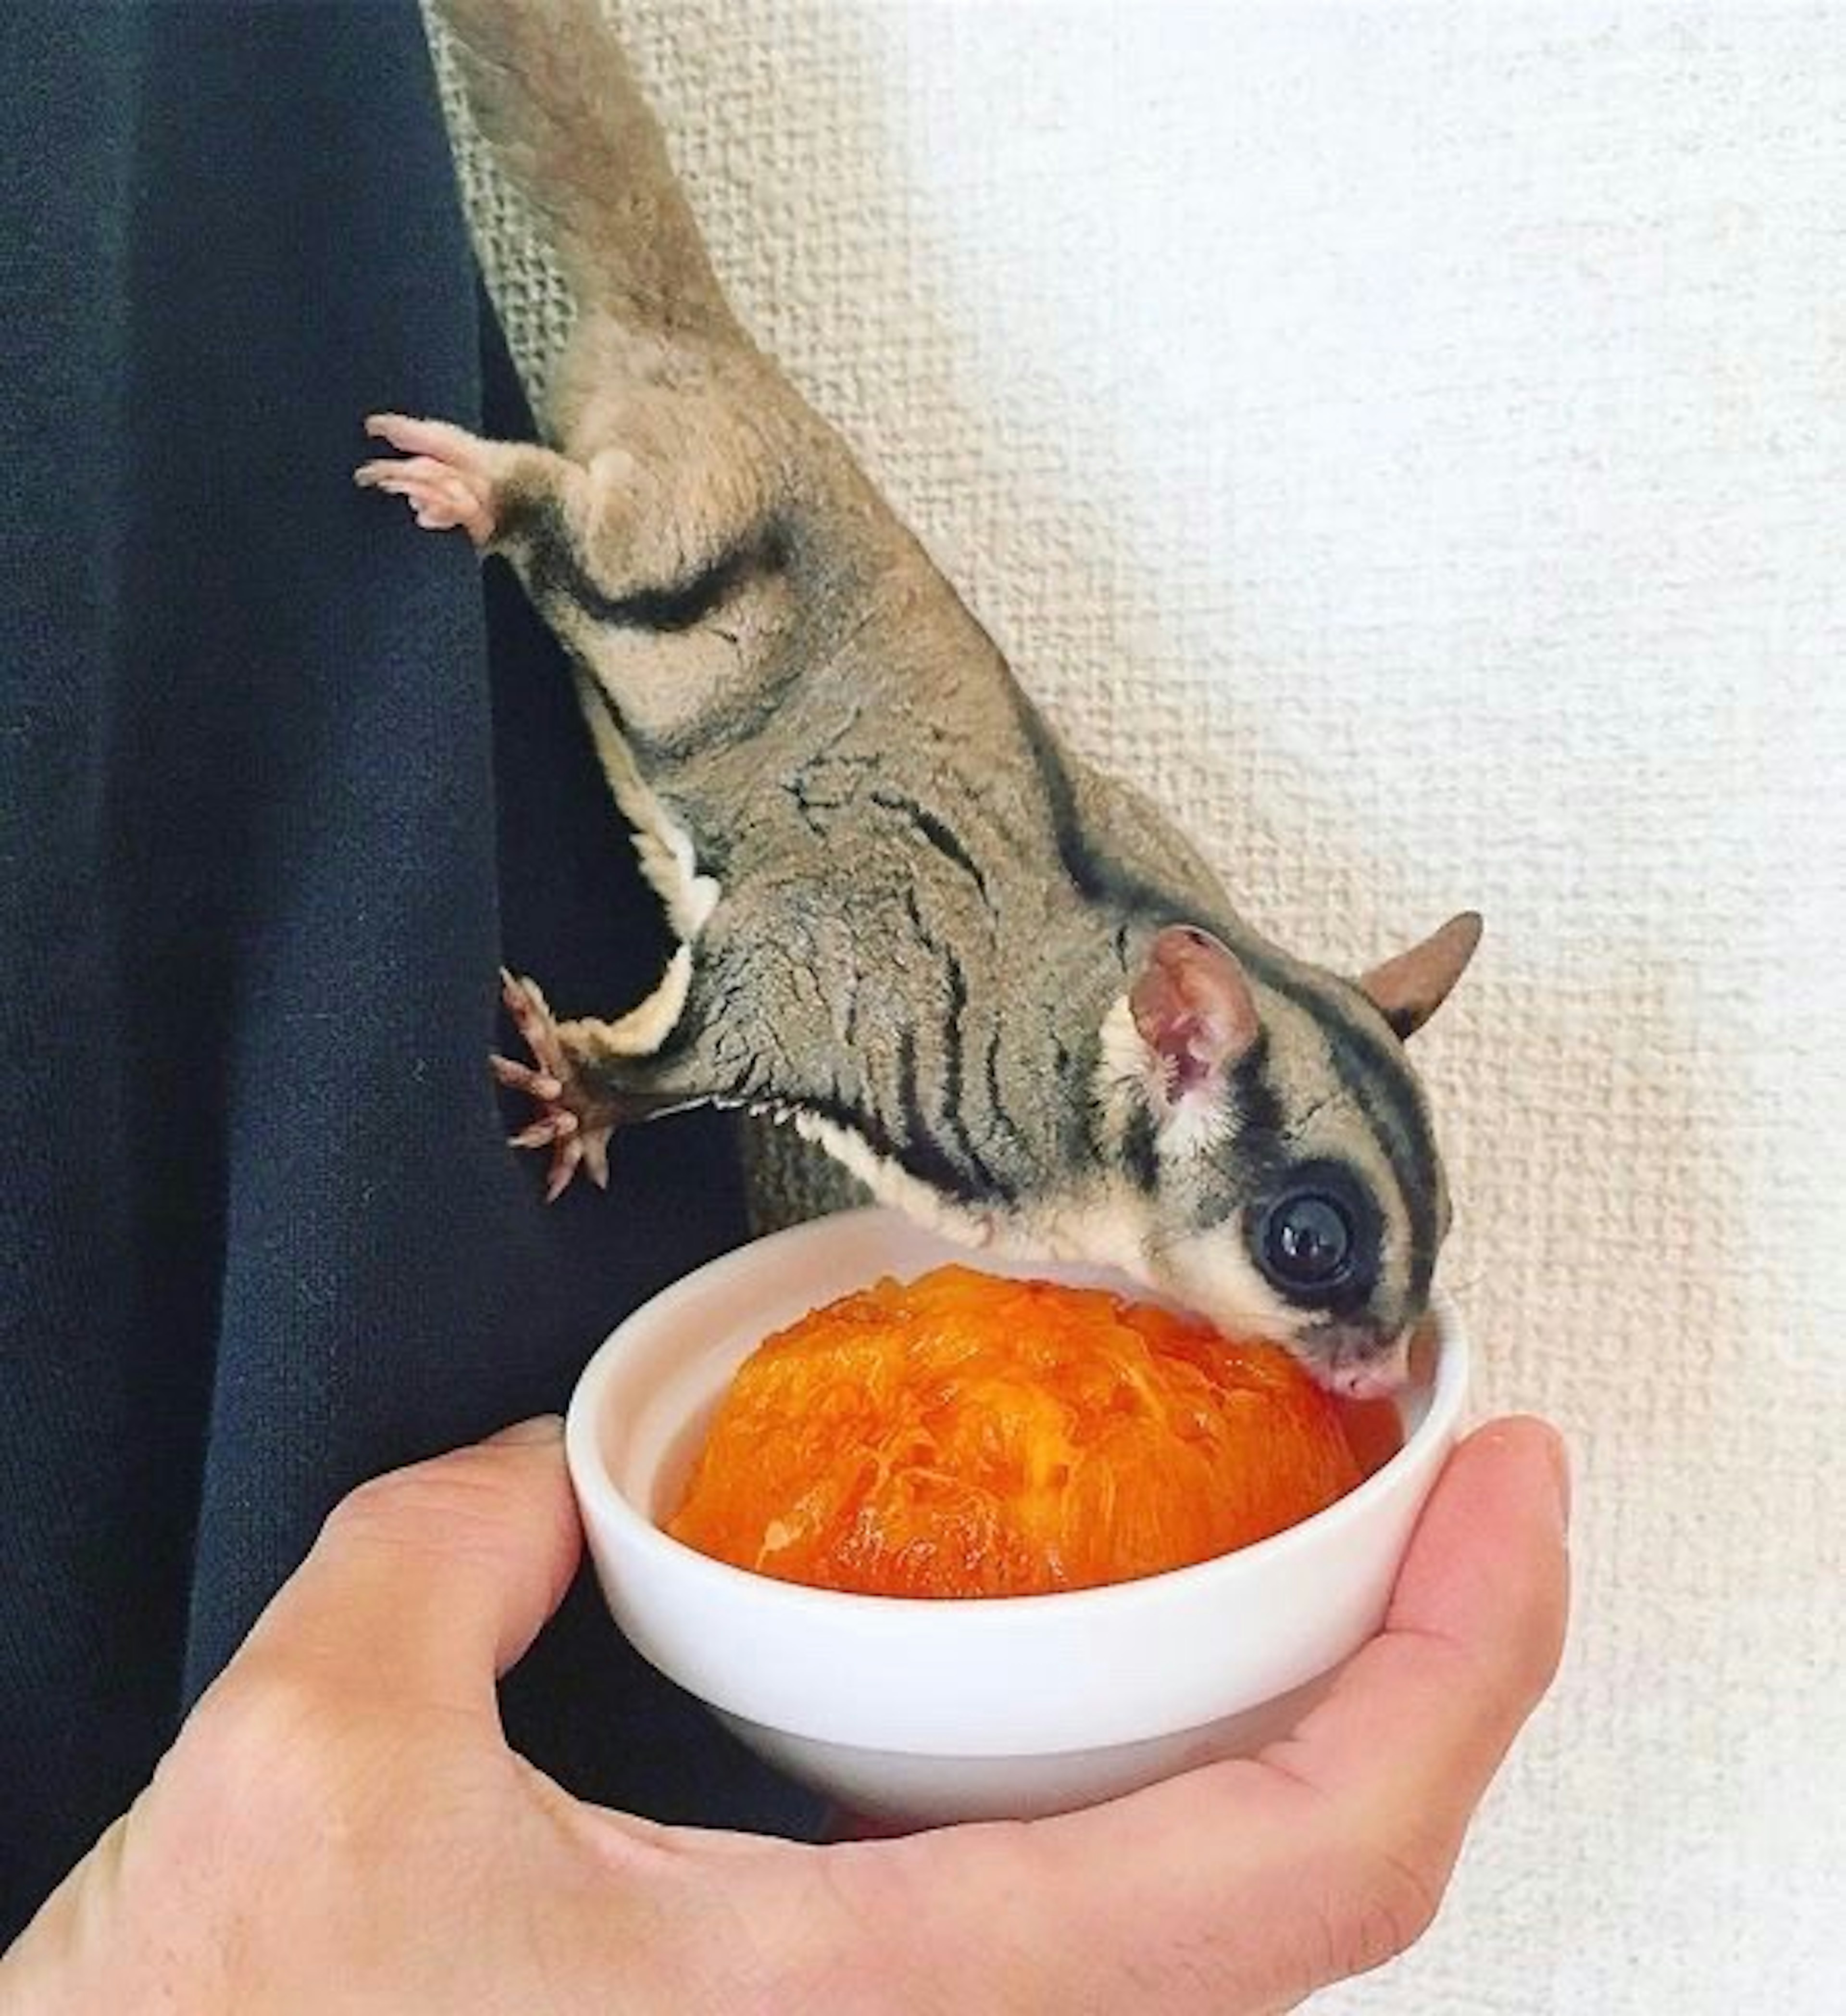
left=867, top=1417, right=1569, bottom=2012
left=1258, top=1414, right=1570, bottom=1826
left=233, top=1417, right=582, bottom=1722
left=1085, top=1417, right=1568, bottom=1985
left=1083, top=1418, right=1569, bottom=1902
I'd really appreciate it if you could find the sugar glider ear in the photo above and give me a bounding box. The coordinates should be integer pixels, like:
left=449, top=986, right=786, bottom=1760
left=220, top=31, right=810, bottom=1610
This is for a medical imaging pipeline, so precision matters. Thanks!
left=1359, top=911, right=1482, bottom=1039
left=1130, top=925, right=1261, bottom=1096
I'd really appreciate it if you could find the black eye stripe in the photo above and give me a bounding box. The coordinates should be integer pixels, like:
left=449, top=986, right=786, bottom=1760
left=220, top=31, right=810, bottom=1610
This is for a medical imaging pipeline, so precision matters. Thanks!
left=1248, top=1159, right=1381, bottom=1313
left=1239, top=960, right=1441, bottom=1306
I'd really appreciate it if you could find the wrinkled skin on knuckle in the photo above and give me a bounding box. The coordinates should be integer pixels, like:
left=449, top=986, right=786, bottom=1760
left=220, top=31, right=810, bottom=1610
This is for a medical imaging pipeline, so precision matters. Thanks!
left=1316, top=1831, right=1448, bottom=1982
left=181, top=1659, right=380, bottom=1842
left=62, top=1665, right=374, bottom=1991
left=324, top=1457, right=511, bottom=1558
left=182, top=1651, right=482, bottom=1886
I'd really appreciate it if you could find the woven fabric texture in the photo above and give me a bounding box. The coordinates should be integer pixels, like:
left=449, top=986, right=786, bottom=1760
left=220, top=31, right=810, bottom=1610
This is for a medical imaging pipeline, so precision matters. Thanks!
left=431, top=5, right=1844, bottom=2009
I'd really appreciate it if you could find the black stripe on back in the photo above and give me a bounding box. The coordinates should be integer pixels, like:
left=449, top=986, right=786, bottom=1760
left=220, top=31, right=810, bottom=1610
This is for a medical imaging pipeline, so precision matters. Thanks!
left=1005, top=674, right=1171, bottom=917
left=870, top=786, right=991, bottom=905
left=895, top=886, right=1013, bottom=1204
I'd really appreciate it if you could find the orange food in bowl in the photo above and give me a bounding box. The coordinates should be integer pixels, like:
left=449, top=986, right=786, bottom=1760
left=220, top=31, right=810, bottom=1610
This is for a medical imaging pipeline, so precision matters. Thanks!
left=666, top=1265, right=1374, bottom=1598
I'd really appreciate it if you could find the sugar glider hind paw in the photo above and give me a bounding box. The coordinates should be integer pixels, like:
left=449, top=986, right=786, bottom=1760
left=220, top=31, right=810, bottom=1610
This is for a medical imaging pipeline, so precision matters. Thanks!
left=355, top=413, right=499, bottom=548
left=492, top=969, right=615, bottom=1201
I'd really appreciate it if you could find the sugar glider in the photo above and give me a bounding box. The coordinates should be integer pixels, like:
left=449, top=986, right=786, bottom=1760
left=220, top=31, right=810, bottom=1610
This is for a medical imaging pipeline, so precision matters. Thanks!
left=358, top=0, right=1480, bottom=1397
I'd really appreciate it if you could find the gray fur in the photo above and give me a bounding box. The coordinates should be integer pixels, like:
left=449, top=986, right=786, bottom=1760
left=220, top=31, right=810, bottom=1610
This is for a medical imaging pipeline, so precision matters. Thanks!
left=363, top=0, right=1480, bottom=1389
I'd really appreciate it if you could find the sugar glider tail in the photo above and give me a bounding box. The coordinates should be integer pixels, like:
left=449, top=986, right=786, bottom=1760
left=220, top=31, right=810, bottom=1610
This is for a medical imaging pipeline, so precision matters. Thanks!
left=434, top=0, right=742, bottom=344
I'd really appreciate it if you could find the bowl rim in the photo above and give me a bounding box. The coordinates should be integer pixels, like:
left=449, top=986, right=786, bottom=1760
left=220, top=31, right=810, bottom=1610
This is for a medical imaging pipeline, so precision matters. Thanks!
left=564, top=1206, right=1471, bottom=1625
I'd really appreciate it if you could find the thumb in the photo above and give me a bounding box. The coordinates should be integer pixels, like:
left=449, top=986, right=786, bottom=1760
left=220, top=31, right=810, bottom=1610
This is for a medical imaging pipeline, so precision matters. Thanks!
left=234, top=1416, right=582, bottom=1721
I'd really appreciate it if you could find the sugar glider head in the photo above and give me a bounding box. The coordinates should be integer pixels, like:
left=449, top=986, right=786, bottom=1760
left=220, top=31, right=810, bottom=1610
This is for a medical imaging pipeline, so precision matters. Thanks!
left=1099, top=914, right=1481, bottom=1395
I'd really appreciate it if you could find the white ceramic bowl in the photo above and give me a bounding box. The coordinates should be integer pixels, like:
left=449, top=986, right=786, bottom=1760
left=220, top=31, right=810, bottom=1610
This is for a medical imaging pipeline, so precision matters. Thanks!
left=565, top=1207, right=1468, bottom=1825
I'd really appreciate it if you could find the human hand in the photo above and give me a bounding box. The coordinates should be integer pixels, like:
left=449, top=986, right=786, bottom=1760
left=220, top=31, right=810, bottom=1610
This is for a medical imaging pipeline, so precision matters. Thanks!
left=1, top=1411, right=1568, bottom=2014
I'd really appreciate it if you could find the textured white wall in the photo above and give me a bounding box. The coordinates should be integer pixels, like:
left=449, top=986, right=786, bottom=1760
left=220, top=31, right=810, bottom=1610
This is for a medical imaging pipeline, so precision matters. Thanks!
left=441, top=5, right=1846, bottom=2009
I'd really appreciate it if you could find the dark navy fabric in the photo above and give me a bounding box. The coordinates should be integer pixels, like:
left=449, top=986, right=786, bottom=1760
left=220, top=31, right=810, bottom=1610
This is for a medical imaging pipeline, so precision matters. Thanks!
left=0, top=0, right=816, bottom=1939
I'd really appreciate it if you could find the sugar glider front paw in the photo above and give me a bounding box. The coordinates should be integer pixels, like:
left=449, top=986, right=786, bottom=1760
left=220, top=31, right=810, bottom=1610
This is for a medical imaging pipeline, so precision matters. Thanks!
left=490, top=969, right=617, bottom=1201
left=355, top=413, right=502, bottom=548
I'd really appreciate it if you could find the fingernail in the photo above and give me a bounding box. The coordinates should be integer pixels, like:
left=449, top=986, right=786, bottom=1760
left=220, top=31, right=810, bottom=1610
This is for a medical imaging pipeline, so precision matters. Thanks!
left=488, top=1413, right=565, bottom=1447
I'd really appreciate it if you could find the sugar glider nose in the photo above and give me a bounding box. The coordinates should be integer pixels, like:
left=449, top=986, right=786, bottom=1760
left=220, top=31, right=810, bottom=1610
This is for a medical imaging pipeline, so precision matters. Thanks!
left=1318, top=1325, right=1412, bottom=1400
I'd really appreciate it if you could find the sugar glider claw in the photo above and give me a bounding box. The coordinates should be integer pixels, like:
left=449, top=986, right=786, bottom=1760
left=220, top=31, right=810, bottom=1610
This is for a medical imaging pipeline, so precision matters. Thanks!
left=493, top=969, right=615, bottom=1199
left=355, top=414, right=499, bottom=548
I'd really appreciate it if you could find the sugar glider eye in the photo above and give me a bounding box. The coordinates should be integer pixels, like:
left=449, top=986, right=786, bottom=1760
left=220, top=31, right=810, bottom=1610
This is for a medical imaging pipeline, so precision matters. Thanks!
left=1251, top=1162, right=1373, bottom=1304
left=1261, top=1193, right=1352, bottom=1288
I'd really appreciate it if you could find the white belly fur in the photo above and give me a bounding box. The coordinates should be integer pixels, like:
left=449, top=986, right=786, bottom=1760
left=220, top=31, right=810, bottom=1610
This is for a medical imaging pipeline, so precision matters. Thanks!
left=789, top=1111, right=1002, bottom=1249
left=786, top=1108, right=1161, bottom=1298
